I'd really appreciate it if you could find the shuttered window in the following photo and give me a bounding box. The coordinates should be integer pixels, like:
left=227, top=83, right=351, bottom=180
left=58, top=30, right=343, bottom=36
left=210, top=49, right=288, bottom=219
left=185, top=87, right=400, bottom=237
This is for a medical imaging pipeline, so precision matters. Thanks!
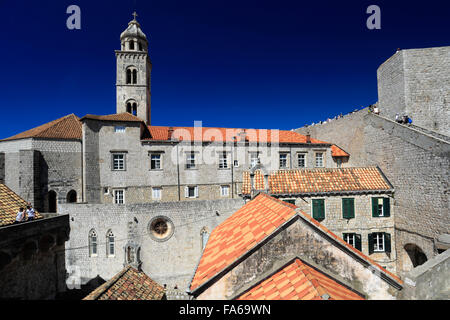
left=372, top=197, right=390, bottom=217
left=342, top=198, right=355, bottom=219
left=312, top=199, right=325, bottom=221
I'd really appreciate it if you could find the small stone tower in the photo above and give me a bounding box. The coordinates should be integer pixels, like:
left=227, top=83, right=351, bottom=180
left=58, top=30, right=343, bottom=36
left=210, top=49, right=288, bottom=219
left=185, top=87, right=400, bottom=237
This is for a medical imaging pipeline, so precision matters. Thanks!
left=115, top=12, right=152, bottom=124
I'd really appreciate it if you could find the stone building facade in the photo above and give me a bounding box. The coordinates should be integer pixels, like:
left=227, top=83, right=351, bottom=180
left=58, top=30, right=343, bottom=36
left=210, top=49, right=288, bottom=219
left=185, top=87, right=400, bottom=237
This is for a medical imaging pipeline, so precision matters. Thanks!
left=296, top=46, right=450, bottom=278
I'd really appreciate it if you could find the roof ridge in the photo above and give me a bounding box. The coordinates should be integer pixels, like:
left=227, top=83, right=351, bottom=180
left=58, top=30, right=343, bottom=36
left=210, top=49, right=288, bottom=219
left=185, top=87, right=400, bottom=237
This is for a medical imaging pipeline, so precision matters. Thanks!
left=84, top=266, right=131, bottom=300
left=296, top=259, right=323, bottom=299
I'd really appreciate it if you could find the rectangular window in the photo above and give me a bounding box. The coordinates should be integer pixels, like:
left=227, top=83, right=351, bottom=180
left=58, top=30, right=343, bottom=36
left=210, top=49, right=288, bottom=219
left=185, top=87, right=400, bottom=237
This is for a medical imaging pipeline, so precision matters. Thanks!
left=372, top=197, right=390, bottom=217
left=220, top=185, right=230, bottom=197
left=233, top=160, right=239, bottom=167
left=283, top=199, right=296, bottom=205
left=114, top=189, right=124, bottom=204
left=186, top=152, right=196, bottom=169
left=297, top=153, right=306, bottom=168
left=219, top=152, right=228, bottom=169
left=342, top=198, right=355, bottom=219
left=185, top=186, right=198, bottom=198
left=315, top=152, right=324, bottom=167
left=373, top=232, right=385, bottom=252
left=249, top=152, right=259, bottom=167
left=112, top=153, right=125, bottom=171
left=312, top=199, right=325, bottom=221
left=279, top=153, right=288, bottom=169
left=343, top=233, right=355, bottom=247
left=114, top=126, right=125, bottom=133
left=150, top=154, right=161, bottom=170
left=152, top=187, right=162, bottom=200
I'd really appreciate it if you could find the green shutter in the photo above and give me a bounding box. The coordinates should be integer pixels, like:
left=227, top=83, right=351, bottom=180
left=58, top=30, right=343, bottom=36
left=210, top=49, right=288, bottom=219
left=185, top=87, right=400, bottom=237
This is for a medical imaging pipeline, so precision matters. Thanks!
left=355, top=234, right=362, bottom=251
left=313, top=199, right=325, bottom=221
left=383, top=198, right=390, bottom=217
left=385, top=233, right=391, bottom=252
left=368, top=233, right=374, bottom=254
left=343, top=198, right=354, bottom=219
left=372, top=198, right=379, bottom=217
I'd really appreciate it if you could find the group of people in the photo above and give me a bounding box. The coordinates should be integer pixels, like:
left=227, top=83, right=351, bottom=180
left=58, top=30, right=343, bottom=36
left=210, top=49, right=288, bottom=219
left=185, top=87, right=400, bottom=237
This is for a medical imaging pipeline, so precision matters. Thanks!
left=395, top=113, right=413, bottom=125
left=14, top=204, right=36, bottom=224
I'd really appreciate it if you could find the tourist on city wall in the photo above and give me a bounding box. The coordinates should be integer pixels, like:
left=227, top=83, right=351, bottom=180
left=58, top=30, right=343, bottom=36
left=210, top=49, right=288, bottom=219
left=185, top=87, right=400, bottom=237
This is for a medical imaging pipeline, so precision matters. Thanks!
left=373, top=106, right=380, bottom=114
left=14, top=207, right=25, bottom=224
left=395, top=113, right=402, bottom=123
left=26, top=204, right=36, bottom=221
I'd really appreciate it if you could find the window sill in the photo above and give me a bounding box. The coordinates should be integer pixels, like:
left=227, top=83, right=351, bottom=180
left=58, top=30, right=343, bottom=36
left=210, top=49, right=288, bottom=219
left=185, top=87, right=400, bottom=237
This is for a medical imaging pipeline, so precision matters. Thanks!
left=149, top=169, right=163, bottom=171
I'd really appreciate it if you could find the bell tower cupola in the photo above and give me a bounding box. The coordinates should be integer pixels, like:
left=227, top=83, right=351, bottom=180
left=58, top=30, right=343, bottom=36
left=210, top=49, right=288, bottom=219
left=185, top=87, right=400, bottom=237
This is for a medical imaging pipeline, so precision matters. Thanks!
left=116, top=12, right=152, bottom=124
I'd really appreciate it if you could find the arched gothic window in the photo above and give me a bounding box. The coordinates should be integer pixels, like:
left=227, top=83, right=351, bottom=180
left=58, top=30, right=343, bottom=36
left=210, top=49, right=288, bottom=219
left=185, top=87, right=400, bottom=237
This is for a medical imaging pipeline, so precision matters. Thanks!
left=132, top=69, right=137, bottom=84
left=125, top=67, right=137, bottom=84
left=129, top=41, right=134, bottom=50
left=89, top=229, right=97, bottom=257
left=106, top=230, right=115, bottom=256
left=126, top=69, right=132, bottom=84
left=126, top=101, right=137, bottom=116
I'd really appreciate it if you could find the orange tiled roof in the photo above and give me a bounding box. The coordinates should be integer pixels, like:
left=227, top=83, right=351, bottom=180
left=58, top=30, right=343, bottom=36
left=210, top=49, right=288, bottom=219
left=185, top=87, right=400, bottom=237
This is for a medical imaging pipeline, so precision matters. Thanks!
left=331, top=145, right=349, bottom=157
left=80, top=112, right=144, bottom=122
left=145, top=126, right=328, bottom=144
left=189, top=193, right=402, bottom=293
left=0, top=184, right=42, bottom=227
left=83, top=266, right=166, bottom=300
left=2, top=114, right=82, bottom=141
left=237, top=258, right=364, bottom=300
left=190, top=193, right=298, bottom=291
left=242, top=167, right=392, bottom=195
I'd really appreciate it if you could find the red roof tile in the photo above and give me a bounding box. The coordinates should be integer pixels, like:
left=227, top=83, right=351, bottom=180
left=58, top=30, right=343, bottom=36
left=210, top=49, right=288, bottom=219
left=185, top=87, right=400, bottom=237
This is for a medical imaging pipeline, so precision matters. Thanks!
left=0, top=184, right=43, bottom=227
left=242, top=167, right=392, bottom=195
left=83, top=266, right=165, bottom=300
left=80, top=112, right=144, bottom=122
left=2, top=114, right=81, bottom=141
left=189, top=193, right=297, bottom=292
left=237, top=258, right=364, bottom=300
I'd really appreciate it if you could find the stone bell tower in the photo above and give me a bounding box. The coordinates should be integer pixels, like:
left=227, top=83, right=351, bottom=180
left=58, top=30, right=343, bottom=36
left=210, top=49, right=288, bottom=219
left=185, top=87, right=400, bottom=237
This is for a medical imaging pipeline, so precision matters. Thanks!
left=115, top=12, right=151, bottom=124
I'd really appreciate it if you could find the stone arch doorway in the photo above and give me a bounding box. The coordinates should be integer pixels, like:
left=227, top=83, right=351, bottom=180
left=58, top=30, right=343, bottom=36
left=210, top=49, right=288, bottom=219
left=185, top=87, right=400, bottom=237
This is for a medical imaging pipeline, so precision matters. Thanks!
left=67, top=190, right=77, bottom=203
left=48, top=190, right=57, bottom=213
left=404, top=243, right=427, bottom=268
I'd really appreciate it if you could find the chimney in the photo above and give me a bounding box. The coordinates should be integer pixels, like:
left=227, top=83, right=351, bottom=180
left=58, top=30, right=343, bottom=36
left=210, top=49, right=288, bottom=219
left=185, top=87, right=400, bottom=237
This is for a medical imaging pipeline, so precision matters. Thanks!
left=306, top=132, right=311, bottom=144
left=168, top=127, right=174, bottom=140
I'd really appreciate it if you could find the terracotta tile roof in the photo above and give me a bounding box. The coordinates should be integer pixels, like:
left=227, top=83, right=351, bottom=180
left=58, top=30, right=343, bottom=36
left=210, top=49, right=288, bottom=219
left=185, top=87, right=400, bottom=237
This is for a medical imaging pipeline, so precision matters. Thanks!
left=2, top=114, right=81, bottom=141
left=189, top=193, right=298, bottom=292
left=189, top=193, right=402, bottom=293
left=242, top=167, right=392, bottom=195
left=83, top=266, right=166, bottom=300
left=237, top=258, right=364, bottom=300
left=144, top=126, right=330, bottom=144
left=80, top=112, right=144, bottom=122
left=0, top=184, right=42, bottom=227
left=331, top=145, right=349, bottom=157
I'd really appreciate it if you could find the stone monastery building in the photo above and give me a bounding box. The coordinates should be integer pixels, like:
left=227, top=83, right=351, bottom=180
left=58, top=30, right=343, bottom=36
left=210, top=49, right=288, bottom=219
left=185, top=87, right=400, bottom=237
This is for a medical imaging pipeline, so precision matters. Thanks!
left=0, top=15, right=448, bottom=297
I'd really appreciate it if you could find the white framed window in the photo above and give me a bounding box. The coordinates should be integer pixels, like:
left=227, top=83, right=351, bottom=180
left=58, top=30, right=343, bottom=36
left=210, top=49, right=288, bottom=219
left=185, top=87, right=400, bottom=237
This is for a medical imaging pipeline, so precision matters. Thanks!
left=220, top=185, right=230, bottom=197
left=298, top=153, right=306, bottom=168
left=344, top=233, right=355, bottom=247
left=373, top=232, right=385, bottom=252
left=112, top=153, right=126, bottom=171
left=114, top=189, right=125, bottom=204
left=152, top=187, right=162, bottom=200
left=114, top=126, right=126, bottom=133
left=315, top=152, right=324, bottom=168
left=186, top=152, right=196, bottom=169
left=249, top=152, right=259, bottom=167
left=106, top=230, right=115, bottom=257
left=89, top=229, right=97, bottom=257
left=377, top=198, right=384, bottom=216
left=150, top=154, right=162, bottom=170
left=279, top=153, right=288, bottom=169
left=185, top=186, right=198, bottom=198
left=219, top=152, right=228, bottom=169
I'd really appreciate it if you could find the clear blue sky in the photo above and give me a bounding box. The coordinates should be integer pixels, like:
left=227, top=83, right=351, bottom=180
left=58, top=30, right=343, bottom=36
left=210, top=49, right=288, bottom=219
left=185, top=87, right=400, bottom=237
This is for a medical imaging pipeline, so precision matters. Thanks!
left=0, top=0, right=449, bottom=138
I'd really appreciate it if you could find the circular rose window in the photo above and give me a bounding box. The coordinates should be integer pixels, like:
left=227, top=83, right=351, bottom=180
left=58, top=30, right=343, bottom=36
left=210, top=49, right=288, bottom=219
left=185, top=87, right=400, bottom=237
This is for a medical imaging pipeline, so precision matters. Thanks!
left=149, top=216, right=174, bottom=242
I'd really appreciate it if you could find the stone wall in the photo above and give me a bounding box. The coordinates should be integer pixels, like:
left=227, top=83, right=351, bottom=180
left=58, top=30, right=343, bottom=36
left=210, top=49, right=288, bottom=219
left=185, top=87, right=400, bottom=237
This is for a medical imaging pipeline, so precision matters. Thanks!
left=0, top=215, right=70, bottom=299
left=296, top=110, right=450, bottom=276
left=0, top=152, right=4, bottom=184
left=400, top=249, right=450, bottom=300
left=377, top=46, right=450, bottom=136
left=58, top=198, right=245, bottom=293
left=288, top=193, right=396, bottom=272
